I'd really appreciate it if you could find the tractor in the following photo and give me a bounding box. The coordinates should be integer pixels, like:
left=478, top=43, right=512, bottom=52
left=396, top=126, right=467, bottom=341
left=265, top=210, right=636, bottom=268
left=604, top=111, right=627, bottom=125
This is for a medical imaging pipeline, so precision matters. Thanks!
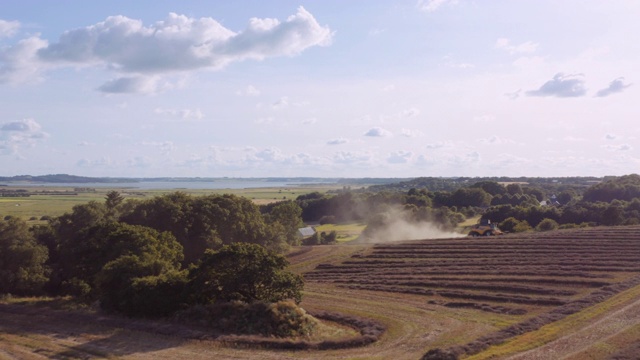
left=468, top=219, right=504, bottom=237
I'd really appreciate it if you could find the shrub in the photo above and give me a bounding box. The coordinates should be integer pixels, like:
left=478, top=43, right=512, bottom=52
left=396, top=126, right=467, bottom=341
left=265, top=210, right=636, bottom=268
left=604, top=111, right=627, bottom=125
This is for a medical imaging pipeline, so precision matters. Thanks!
left=536, top=218, right=559, bottom=232
left=512, top=220, right=532, bottom=233
left=60, top=278, right=92, bottom=299
left=174, top=301, right=317, bottom=337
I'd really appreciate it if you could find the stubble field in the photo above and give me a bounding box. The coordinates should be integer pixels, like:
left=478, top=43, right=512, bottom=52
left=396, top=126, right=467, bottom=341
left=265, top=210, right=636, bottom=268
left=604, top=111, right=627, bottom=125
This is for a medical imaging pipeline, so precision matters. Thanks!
left=1, top=226, right=640, bottom=359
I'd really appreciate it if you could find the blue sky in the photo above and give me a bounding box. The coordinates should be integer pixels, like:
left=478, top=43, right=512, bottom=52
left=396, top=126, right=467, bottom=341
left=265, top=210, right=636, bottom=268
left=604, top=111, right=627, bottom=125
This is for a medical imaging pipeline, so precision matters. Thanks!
left=1, top=0, right=638, bottom=178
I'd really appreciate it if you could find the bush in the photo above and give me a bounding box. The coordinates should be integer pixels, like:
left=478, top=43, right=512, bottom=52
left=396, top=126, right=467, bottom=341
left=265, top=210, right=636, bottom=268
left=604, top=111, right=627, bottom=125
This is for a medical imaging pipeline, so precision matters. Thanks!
left=536, top=218, right=559, bottom=232
left=512, top=220, right=532, bottom=233
left=60, top=278, right=92, bottom=299
left=174, top=301, right=317, bottom=337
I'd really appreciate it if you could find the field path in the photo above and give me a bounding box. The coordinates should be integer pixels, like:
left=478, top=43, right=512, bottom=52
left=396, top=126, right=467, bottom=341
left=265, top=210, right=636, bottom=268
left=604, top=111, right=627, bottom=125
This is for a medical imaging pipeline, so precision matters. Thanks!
left=506, top=294, right=640, bottom=360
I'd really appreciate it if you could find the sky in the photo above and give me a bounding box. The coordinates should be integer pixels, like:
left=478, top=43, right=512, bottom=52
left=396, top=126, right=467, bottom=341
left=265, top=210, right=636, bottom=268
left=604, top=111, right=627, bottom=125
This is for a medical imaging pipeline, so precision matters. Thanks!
left=1, top=0, right=638, bottom=178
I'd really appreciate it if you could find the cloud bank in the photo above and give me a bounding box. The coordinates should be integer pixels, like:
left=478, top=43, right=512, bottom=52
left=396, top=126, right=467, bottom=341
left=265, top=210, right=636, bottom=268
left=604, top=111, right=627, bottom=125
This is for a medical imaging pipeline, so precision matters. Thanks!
left=0, top=7, right=333, bottom=92
left=0, top=118, right=48, bottom=155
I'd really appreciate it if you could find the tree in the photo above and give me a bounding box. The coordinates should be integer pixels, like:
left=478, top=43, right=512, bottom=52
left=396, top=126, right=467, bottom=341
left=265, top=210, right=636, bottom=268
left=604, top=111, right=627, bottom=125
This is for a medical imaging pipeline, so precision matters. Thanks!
left=264, top=201, right=304, bottom=246
left=104, top=190, right=124, bottom=219
left=57, top=221, right=183, bottom=296
left=471, top=181, right=506, bottom=196
left=95, top=255, right=187, bottom=316
left=187, top=243, right=303, bottom=305
left=506, top=183, right=524, bottom=195
left=0, top=218, right=49, bottom=295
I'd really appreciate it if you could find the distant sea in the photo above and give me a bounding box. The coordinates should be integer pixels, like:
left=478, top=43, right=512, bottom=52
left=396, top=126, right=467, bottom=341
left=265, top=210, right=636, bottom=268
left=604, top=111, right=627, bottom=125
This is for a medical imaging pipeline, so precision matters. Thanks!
left=1, top=179, right=337, bottom=190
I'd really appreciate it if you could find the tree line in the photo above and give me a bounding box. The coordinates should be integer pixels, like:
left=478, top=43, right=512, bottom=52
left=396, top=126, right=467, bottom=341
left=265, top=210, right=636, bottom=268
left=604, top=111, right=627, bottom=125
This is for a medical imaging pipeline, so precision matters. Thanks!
left=3, top=174, right=639, bottom=318
left=1, top=191, right=305, bottom=320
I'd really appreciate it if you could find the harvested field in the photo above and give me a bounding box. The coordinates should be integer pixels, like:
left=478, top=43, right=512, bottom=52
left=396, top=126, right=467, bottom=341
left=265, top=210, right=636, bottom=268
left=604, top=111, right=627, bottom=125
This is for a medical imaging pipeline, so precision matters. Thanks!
left=1, top=226, right=639, bottom=359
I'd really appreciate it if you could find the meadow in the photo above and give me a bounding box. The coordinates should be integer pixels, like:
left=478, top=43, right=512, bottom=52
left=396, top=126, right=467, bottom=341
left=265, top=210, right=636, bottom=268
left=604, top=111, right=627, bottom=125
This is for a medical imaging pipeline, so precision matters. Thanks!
left=0, top=184, right=342, bottom=220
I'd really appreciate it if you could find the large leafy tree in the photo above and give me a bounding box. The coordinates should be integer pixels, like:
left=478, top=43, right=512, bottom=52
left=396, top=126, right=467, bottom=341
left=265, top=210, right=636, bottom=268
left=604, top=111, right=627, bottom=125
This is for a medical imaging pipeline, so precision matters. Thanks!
left=57, top=221, right=183, bottom=296
left=264, top=201, right=304, bottom=246
left=0, top=218, right=49, bottom=295
left=187, top=243, right=303, bottom=305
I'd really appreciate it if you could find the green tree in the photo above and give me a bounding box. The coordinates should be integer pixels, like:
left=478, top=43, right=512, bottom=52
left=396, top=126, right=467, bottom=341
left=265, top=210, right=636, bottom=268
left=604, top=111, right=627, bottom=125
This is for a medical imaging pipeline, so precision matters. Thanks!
left=0, top=218, right=49, bottom=295
left=506, top=183, right=524, bottom=195
left=95, top=255, right=187, bottom=316
left=58, top=221, right=183, bottom=296
left=104, top=190, right=124, bottom=219
left=187, top=243, right=303, bottom=305
left=264, top=201, right=304, bottom=246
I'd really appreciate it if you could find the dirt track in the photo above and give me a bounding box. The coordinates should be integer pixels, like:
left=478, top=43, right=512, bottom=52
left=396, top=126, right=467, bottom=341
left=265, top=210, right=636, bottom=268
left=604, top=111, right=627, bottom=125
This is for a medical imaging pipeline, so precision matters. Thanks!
left=507, top=295, right=640, bottom=360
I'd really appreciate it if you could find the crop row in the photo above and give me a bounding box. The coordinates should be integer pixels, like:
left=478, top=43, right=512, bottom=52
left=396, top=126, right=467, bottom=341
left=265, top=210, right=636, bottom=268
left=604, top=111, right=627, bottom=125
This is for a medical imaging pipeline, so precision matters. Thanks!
left=307, top=226, right=640, bottom=316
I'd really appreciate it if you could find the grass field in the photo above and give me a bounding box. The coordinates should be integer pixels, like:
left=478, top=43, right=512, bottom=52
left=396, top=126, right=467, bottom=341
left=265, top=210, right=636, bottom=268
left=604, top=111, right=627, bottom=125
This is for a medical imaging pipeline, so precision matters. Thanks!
left=0, top=184, right=343, bottom=221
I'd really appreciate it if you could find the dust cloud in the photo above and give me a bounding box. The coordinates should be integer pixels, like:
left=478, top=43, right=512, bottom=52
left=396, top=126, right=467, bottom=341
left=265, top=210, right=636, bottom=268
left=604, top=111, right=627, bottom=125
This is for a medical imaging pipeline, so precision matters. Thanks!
left=356, top=207, right=465, bottom=244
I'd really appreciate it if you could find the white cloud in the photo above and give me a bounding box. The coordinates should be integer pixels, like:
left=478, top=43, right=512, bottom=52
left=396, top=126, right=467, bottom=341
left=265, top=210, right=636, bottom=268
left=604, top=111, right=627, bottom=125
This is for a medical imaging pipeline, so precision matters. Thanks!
left=387, top=150, right=413, bottom=164
left=603, top=144, right=632, bottom=151
left=301, top=118, right=317, bottom=125
left=401, top=128, right=424, bottom=137
left=479, top=135, right=515, bottom=145
left=425, top=141, right=453, bottom=149
left=441, top=55, right=474, bottom=69
left=417, top=0, right=458, bottom=12
left=271, top=96, right=290, bottom=109
left=154, top=107, right=204, bottom=120
left=236, top=84, right=261, bottom=96
left=494, top=38, right=538, bottom=55
left=0, top=20, right=20, bottom=38
left=605, top=134, right=617, bottom=140
left=527, top=73, right=587, bottom=98
left=0, top=118, right=49, bottom=155
left=0, top=35, right=48, bottom=84
left=127, top=156, right=152, bottom=168
left=141, top=141, right=175, bottom=155
left=401, top=107, right=420, bottom=118
left=4, top=8, right=332, bottom=91
left=364, top=127, right=392, bottom=137
left=327, top=138, right=348, bottom=145
left=596, top=77, right=632, bottom=97
left=76, top=157, right=113, bottom=168
left=332, top=151, right=375, bottom=165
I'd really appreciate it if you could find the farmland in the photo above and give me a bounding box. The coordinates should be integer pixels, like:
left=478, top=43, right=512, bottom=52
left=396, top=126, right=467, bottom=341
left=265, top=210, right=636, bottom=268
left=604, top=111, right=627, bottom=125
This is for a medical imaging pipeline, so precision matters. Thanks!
left=2, top=226, right=640, bottom=359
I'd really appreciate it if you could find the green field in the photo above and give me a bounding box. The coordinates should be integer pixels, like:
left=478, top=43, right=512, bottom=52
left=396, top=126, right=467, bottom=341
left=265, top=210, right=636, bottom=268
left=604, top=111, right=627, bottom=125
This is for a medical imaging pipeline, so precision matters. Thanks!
left=0, top=184, right=344, bottom=221
left=314, top=222, right=367, bottom=242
